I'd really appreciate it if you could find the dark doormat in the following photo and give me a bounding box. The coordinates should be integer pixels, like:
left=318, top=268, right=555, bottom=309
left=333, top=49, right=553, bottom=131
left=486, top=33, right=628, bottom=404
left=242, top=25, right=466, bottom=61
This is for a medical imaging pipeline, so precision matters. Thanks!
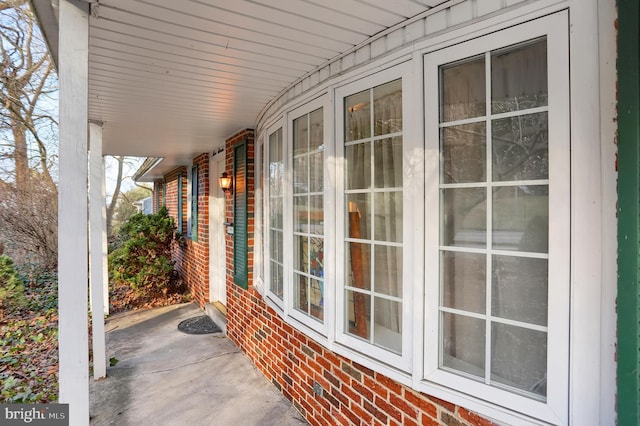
left=178, top=315, right=222, bottom=334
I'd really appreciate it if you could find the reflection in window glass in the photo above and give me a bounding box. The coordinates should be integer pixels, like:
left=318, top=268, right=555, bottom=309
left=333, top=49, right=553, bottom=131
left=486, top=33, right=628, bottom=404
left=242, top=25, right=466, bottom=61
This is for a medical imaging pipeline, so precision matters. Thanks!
left=269, top=128, right=284, bottom=299
left=438, top=39, right=549, bottom=400
left=344, top=79, right=403, bottom=353
left=293, top=109, right=324, bottom=321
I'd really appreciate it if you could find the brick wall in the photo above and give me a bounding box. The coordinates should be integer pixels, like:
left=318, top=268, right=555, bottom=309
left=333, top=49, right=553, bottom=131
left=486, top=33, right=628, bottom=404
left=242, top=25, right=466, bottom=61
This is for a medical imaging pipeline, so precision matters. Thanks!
left=226, top=286, right=495, bottom=426
left=220, top=128, right=494, bottom=425
left=158, top=158, right=210, bottom=308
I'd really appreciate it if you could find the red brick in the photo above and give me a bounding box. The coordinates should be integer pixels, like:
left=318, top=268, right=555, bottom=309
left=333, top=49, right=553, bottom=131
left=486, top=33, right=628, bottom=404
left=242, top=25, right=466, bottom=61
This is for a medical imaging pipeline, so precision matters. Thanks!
left=363, top=375, right=389, bottom=400
left=458, top=407, right=497, bottom=426
left=376, top=373, right=403, bottom=395
left=375, top=395, right=402, bottom=422
left=390, top=392, right=418, bottom=418
left=405, top=389, right=438, bottom=418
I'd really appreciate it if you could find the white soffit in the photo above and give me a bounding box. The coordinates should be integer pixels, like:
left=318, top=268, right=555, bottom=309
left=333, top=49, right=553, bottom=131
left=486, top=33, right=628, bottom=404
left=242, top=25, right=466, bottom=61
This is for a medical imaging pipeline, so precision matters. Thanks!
left=86, top=0, right=436, bottom=170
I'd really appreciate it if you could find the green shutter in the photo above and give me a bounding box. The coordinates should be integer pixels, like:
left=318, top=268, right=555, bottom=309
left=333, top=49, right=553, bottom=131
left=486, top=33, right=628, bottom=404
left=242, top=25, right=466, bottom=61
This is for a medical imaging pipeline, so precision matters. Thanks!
left=233, top=140, right=248, bottom=289
left=618, top=1, right=640, bottom=424
left=162, top=180, right=166, bottom=207
left=177, top=173, right=183, bottom=234
left=191, top=165, right=198, bottom=242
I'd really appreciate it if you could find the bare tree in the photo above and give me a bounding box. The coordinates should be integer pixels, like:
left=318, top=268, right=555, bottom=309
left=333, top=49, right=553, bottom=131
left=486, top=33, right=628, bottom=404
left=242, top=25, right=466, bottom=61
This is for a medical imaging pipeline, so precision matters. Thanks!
left=0, top=0, right=58, bottom=268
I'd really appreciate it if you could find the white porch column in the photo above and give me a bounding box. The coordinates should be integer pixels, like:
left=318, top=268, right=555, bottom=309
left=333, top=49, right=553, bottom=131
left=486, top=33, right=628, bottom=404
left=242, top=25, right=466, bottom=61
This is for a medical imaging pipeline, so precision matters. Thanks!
left=102, top=159, right=109, bottom=317
left=89, top=122, right=106, bottom=380
left=58, top=0, right=90, bottom=424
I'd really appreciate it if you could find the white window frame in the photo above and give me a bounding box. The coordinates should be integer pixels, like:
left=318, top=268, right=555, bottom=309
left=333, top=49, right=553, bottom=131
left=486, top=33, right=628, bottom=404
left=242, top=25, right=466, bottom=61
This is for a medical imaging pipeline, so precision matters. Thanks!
left=286, top=95, right=333, bottom=337
left=255, top=132, right=265, bottom=294
left=334, top=62, right=418, bottom=372
left=265, top=120, right=286, bottom=311
left=423, top=12, right=570, bottom=424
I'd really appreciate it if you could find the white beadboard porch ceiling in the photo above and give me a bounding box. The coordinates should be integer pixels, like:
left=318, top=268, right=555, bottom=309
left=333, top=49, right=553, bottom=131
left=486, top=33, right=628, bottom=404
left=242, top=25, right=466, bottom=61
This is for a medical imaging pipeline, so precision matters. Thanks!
left=36, top=0, right=447, bottom=179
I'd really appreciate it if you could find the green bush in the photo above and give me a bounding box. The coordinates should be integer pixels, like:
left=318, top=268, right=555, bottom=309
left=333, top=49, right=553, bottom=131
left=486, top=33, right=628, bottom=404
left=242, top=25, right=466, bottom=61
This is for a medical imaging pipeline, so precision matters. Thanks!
left=0, top=256, right=26, bottom=319
left=108, top=207, right=177, bottom=296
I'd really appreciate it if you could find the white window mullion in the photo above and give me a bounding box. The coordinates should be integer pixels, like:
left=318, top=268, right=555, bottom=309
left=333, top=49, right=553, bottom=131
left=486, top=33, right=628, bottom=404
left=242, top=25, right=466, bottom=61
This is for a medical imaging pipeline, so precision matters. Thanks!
left=484, top=50, right=493, bottom=388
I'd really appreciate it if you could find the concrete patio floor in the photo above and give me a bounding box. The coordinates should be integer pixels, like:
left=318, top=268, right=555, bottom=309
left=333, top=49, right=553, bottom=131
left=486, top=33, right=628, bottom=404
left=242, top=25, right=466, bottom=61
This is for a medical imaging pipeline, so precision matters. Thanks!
left=90, top=303, right=307, bottom=426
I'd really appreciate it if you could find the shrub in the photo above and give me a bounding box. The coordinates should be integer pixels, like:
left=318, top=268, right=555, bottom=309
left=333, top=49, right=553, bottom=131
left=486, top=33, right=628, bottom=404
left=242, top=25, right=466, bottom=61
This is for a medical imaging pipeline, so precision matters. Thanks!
left=0, top=255, right=26, bottom=321
left=108, top=207, right=177, bottom=296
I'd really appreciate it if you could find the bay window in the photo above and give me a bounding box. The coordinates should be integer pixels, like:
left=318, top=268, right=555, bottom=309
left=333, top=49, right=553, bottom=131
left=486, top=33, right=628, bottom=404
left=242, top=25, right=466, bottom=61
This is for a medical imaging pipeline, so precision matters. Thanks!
left=424, top=12, right=569, bottom=423
left=258, top=10, right=574, bottom=424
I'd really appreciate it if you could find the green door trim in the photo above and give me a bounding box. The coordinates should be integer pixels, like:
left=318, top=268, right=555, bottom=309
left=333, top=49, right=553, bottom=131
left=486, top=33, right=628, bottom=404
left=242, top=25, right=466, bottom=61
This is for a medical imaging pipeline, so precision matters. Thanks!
left=617, top=1, right=640, bottom=424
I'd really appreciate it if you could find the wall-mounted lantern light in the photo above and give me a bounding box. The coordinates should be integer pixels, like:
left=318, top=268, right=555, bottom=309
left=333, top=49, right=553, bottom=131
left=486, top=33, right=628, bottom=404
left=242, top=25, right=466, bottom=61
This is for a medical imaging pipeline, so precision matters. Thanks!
left=218, top=171, right=233, bottom=194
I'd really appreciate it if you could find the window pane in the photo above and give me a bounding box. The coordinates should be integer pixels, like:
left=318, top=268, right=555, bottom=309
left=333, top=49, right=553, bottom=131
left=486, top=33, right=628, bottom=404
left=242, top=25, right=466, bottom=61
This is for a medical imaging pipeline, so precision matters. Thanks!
left=374, top=298, right=402, bottom=353
left=491, top=323, right=547, bottom=398
left=293, top=114, right=309, bottom=155
left=374, top=79, right=402, bottom=136
left=442, top=123, right=486, bottom=184
left=293, top=155, right=308, bottom=194
left=309, top=152, right=323, bottom=193
left=270, top=198, right=282, bottom=228
left=374, top=137, right=403, bottom=188
left=294, top=274, right=309, bottom=314
left=347, top=193, right=371, bottom=240
left=374, top=192, right=402, bottom=243
left=492, top=256, right=548, bottom=326
left=293, top=196, right=308, bottom=233
left=271, top=261, right=283, bottom=299
left=491, top=39, right=547, bottom=114
left=309, top=237, right=323, bottom=278
left=346, top=290, right=370, bottom=340
left=310, top=108, right=324, bottom=151
left=442, top=251, right=486, bottom=314
left=441, top=56, right=486, bottom=122
left=346, top=242, right=371, bottom=291
left=310, top=278, right=324, bottom=321
left=294, top=235, right=309, bottom=273
left=441, top=188, right=487, bottom=248
left=441, top=312, right=485, bottom=379
left=374, top=245, right=402, bottom=297
left=492, top=112, right=548, bottom=181
left=309, top=195, right=323, bottom=235
left=346, top=142, right=371, bottom=189
left=270, top=230, right=283, bottom=263
left=492, top=186, right=548, bottom=253
left=346, top=90, right=371, bottom=142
